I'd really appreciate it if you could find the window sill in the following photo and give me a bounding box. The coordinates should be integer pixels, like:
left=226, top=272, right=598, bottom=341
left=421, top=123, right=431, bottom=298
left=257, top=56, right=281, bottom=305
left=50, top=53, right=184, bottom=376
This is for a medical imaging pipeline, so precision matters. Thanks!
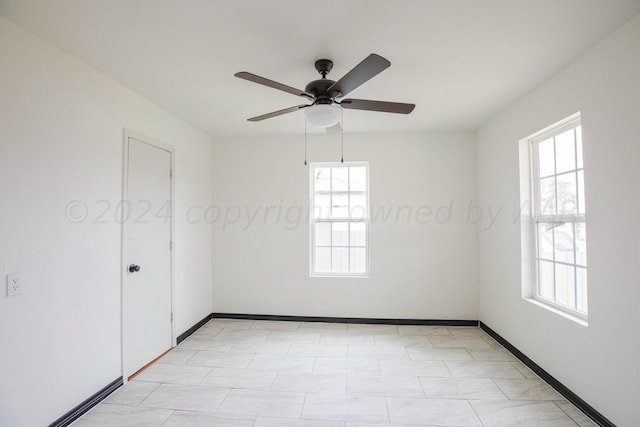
left=523, top=297, right=588, bottom=327
left=310, top=274, right=370, bottom=279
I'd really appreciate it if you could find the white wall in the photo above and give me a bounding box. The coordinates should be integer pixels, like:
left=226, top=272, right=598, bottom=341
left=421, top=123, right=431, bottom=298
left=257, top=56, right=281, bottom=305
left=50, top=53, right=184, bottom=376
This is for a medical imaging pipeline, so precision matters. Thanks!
left=0, top=17, right=212, bottom=426
left=476, top=14, right=640, bottom=426
left=211, top=131, right=478, bottom=320
left=4, top=6, right=636, bottom=426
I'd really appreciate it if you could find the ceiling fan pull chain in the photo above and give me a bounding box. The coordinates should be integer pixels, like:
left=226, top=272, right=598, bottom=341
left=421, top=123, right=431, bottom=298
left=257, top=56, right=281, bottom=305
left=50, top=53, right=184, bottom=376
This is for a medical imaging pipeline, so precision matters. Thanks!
left=304, top=117, right=308, bottom=166
left=340, top=108, right=344, bottom=163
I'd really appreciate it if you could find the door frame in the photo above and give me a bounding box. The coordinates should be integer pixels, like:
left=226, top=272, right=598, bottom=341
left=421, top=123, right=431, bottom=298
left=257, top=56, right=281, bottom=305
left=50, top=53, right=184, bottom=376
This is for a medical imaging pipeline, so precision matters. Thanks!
left=121, top=129, right=176, bottom=380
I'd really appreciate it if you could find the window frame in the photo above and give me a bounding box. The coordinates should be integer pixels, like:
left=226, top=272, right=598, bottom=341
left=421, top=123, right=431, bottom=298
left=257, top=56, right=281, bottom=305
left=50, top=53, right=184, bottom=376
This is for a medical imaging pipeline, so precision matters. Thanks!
left=527, top=113, right=588, bottom=321
left=309, top=161, right=370, bottom=278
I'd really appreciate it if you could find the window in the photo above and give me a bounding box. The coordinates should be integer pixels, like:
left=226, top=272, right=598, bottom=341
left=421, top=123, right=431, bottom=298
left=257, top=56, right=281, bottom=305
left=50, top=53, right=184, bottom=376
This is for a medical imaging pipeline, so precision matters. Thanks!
left=310, top=162, right=369, bottom=277
left=527, top=114, right=587, bottom=319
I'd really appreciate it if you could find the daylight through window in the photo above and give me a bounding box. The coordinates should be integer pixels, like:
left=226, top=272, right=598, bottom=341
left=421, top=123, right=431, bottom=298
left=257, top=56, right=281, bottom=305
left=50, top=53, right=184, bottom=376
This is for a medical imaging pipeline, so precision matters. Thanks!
left=310, top=163, right=369, bottom=277
left=530, top=114, right=587, bottom=318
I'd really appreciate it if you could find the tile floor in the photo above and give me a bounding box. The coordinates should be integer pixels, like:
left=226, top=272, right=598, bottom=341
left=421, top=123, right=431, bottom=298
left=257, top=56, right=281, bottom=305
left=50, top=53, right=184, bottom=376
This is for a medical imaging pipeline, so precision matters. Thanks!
left=73, top=319, right=597, bottom=426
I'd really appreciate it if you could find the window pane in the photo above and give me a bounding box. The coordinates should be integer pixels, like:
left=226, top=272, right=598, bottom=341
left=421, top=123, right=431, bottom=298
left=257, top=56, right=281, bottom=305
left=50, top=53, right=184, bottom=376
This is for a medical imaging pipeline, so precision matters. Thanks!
left=314, top=168, right=331, bottom=192
left=350, top=248, right=366, bottom=273
left=539, top=177, right=556, bottom=215
left=553, top=223, right=574, bottom=264
left=538, top=260, right=554, bottom=300
left=350, top=193, right=367, bottom=220
left=576, top=267, right=588, bottom=313
left=350, top=222, right=367, bottom=246
left=538, top=138, right=555, bottom=177
left=537, top=223, right=554, bottom=261
left=310, top=163, right=369, bottom=277
left=331, top=193, right=349, bottom=218
left=555, top=263, right=576, bottom=309
left=575, top=223, right=587, bottom=267
left=555, top=129, right=576, bottom=174
left=576, top=126, right=583, bottom=169
left=332, top=167, right=348, bottom=192
left=332, top=248, right=349, bottom=273
left=528, top=119, right=586, bottom=317
left=313, top=193, right=330, bottom=219
left=556, top=172, right=577, bottom=214
left=332, top=222, right=349, bottom=246
left=314, top=247, right=331, bottom=273
left=314, top=223, right=331, bottom=246
left=350, top=167, right=366, bottom=191
left=577, top=170, right=585, bottom=214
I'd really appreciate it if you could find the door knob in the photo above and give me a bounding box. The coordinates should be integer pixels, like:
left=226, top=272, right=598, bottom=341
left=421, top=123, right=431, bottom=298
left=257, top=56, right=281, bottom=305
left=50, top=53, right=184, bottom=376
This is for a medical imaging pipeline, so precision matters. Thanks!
left=129, top=264, right=141, bottom=273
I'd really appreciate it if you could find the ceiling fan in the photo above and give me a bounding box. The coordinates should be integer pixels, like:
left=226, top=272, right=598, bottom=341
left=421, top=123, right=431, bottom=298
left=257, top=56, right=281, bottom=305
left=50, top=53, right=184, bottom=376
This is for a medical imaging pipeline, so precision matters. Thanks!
left=234, top=54, right=415, bottom=130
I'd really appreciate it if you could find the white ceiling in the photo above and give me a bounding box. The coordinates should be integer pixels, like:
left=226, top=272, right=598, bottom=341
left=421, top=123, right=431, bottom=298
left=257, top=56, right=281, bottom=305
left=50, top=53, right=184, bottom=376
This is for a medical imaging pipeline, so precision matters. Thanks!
left=2, top=0, right=639, bottom=138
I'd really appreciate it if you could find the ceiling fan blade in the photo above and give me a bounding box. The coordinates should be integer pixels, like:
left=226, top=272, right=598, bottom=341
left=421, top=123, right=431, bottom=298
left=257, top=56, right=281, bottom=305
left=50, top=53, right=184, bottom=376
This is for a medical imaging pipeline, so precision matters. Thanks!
left=340, top=98, right=415, bottom=114
left=328, top=54, right=391, bottom=97
left=235, top=72, right=314, bottom=99
left=325, top=122, right=342, bottom=134
left=247, top=104, right=309, bottom=122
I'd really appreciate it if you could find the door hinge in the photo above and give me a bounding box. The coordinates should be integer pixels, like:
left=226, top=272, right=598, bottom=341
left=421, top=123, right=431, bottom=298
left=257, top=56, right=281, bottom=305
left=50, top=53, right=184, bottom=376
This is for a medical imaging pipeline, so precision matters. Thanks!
left=170, top=312, right=173, bottom=322
left=169, top=168, right=173, bottom=178
left=169, top=240, right=172, bottom=250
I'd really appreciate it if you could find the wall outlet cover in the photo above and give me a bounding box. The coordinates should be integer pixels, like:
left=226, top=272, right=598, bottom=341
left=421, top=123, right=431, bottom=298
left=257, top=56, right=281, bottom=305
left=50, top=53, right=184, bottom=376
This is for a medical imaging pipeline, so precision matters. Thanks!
left=7, top=273, right=22, bottom=296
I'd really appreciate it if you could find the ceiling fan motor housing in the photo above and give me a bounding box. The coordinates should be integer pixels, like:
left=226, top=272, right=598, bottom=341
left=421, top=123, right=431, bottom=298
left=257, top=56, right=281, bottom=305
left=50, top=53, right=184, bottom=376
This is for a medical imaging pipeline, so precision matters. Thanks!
left=305, top=79, right=335, bottom=104
left=306, top=59, right=336, bottom=104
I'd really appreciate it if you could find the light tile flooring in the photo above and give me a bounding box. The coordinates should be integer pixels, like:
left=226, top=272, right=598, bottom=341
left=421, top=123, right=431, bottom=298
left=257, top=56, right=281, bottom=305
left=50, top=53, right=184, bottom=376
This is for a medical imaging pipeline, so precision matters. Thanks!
left=73, top=319, right=597, bottom=426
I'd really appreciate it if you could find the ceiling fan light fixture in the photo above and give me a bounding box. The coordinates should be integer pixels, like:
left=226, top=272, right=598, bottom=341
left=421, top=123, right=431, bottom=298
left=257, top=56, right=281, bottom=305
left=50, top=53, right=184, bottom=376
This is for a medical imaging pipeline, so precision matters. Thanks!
left=305, top=104, right=341, bottom=128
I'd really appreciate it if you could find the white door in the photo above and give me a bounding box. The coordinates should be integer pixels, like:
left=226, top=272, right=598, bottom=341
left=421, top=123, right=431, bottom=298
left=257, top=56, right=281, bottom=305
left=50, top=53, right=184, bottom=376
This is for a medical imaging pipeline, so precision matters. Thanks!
left=123, top=135, right=173, bottom=378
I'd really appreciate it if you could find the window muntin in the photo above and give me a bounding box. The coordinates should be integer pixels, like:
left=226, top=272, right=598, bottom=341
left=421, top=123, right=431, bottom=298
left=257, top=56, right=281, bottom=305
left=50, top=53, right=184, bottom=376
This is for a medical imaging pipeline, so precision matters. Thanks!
left=310, top=163, right=369, bottom=277
left=530, top=116, right=587, bottom=317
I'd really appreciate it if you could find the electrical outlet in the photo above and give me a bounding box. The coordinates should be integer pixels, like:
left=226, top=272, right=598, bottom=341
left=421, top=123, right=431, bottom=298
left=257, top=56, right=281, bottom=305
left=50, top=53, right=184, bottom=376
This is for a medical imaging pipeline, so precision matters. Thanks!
left=389, top=292, right=397, bottom=303
left=7, top=273, right=22, bottom=296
